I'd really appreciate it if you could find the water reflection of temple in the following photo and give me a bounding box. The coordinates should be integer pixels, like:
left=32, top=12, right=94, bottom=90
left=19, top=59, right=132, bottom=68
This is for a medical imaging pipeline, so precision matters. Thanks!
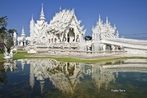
left=90, top=65, right=117, bottom=92
left=27, top=59, right=85, bottom=94
left=3, top=61, right=17, bottom=72
left=3, top=59, right=147, bottom=94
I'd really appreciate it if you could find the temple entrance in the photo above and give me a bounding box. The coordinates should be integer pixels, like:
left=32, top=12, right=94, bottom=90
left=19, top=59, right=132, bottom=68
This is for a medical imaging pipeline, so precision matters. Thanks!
left=67, top=34, right=70, bottom=42
left=67, top=28, right=75, bottom=43
left=23, top=42, right=25, bottom=46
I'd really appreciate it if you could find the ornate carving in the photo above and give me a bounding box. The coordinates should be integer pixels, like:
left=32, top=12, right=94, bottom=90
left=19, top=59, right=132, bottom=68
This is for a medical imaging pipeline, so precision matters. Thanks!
left=92, top=15, right=119, bottom=40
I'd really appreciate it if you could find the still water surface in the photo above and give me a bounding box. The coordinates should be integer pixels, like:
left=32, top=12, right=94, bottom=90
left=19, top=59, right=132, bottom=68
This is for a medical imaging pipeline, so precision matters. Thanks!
left=0, top=59, right=147, bottom=98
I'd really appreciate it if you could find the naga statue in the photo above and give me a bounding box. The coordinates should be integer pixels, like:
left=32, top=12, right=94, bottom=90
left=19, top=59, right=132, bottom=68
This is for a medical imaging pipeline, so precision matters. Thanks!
left=3, top=46, right=17, bottom=61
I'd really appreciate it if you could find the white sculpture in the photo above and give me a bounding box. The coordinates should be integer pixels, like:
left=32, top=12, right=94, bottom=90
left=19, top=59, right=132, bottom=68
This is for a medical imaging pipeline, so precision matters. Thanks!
left=3, top=46, right=9, bottom=58
left=92, top=15, right=119, bottom=41
left=3, top=46, right=13, bottom=60
left=9, top=50, right=13, bottom=58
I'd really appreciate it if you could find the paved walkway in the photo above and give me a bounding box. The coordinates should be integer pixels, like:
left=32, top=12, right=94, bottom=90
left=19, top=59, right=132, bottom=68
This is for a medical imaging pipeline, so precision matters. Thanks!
left=27, top=52, right=147, bottom=60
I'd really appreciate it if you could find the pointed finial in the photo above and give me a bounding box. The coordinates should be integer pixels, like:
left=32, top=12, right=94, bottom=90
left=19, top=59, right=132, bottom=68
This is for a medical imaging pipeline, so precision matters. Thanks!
left=22, top=27, right=24, bottom=32
left=31, top=14, right=34, bottom=20
left=71, top=8, right=75, bottom=14
left=106, top=16, right=109, bottom=24
left=116, top=30, right=119, bottom=37
left=106, top=16, right=108, bottom=20
left=114, top=24, right=116, bottom=29
left=42, top=3, right=43, bottom=12
left=98, top=14, right=101, bottom=23
left=21, top=27, right=25, bottom=36
left=72, top=8, right=75, bottom=12
left=40, top=3, right=45, bottom=21
left=59, top=6, right=61, bottom=11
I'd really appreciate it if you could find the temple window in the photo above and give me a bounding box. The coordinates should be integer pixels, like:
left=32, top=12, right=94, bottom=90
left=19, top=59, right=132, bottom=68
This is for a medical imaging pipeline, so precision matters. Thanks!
left=55, top=38, right=57, bottom=43
left=67, top=28, right=75, bottom=43
left=49, top=39, right=50, bottom=43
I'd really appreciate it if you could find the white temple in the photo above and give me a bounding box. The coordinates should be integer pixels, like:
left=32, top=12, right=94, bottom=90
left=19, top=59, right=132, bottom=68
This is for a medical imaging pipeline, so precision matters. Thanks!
left=26, top=4, right=86, bottom=53
left=26, top=4, right=125, bottom=54
left=16, top=4, right=147, bottom=55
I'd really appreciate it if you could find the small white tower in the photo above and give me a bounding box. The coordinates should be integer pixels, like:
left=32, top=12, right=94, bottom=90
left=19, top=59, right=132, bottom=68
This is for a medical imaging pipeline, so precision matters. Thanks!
left=21, top=27, right=25, bottom=37
left=13, top=31, right=17, bottom=46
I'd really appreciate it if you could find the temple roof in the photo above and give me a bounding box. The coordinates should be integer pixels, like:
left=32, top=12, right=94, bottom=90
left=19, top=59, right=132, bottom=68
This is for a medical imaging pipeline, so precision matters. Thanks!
left=92, top=15, right=119, bottom=39
left=47, top=9, right=85, bottom=34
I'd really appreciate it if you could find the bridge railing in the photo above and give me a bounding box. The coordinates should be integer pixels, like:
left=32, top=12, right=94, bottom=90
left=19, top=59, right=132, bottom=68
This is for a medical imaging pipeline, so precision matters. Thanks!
left=105, top=38, right=147, bottom=45
left=100, top=38, right=147, bottom=51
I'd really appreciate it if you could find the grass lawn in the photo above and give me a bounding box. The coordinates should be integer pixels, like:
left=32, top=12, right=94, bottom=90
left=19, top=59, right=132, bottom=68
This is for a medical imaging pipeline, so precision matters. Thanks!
left=0, top=52, right=147, bottom=63
left=13, top=52, right=128, bottom=63
left=0, top=53, right=4, bottom=61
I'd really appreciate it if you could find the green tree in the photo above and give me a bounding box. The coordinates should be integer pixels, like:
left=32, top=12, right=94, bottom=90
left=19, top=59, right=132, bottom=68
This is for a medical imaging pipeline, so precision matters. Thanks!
left=0, top=16, right=17, bottom=52
left=0, top=16, right=7, bottom=27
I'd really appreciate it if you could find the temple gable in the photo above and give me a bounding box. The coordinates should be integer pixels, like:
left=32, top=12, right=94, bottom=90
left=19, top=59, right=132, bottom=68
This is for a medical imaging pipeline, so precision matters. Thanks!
left=47, top=9, right=85, bottom=44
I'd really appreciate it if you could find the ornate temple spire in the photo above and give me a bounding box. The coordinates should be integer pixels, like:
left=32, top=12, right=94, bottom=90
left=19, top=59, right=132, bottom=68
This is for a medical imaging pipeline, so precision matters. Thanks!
left=98, top=15, right=102, bottom=25
left=31, top=14, right=34, bottom=21
left=59, top=6, right=62, bottom=11
left=40, top=3, right=45, bottom=21
left=106, top=17, right=109, bottom=24
left=21, top=27, right=25, bottom=37
left=116, top=30, right=119, bottom=37
left=114, top=24, right=116, bottom=29
left=99, top=15, right=101, bottom=22
left=30, top=14, right=34, bottom=23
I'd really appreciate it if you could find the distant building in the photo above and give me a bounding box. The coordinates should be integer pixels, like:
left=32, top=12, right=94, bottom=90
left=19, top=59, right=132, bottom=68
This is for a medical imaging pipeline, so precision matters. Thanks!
left=17, top=28, right=30, bottom=46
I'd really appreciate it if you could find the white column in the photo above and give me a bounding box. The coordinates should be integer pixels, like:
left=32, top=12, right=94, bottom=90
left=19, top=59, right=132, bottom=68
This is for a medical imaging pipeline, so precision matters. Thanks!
left=111, top=45, right=115, bottom=51
left=20, top=41, right=23, bottom=46
left=103, top=44, right=106, bottom=51
left=74, top=33, right=76, bottom=43
left=66, top=32, right=68, bottom=43
left=18, top=41, right=19, bottom=45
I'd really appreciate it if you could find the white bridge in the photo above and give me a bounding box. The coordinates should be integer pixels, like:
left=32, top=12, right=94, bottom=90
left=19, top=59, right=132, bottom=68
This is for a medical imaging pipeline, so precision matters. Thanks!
left=92, top=16, right=147, bottom=55
left=101, top=38, right=147, bottom=50
left=97, top=38, right=147, bottom=54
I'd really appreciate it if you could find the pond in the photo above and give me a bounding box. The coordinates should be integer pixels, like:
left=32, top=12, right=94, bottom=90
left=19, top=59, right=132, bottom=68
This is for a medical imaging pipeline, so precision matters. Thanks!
left=0, top=59, right=147, bottom=98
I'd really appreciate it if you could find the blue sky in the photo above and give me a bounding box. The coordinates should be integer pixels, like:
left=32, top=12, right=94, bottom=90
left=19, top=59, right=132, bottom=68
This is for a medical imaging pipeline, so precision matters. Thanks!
left=0, top=0, right=147, bottom=40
